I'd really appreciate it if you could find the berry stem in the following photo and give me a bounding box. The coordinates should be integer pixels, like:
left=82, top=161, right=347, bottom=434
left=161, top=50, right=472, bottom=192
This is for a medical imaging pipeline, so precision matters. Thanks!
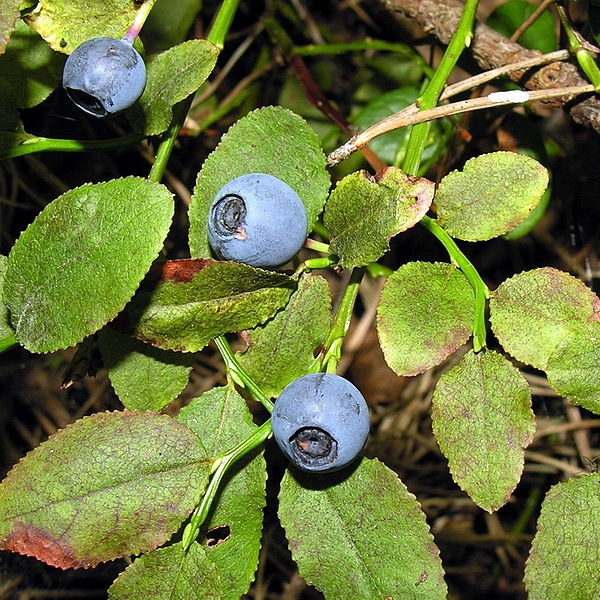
left=317, top=267, right=365, bottom=373
left=304, top=238, right=330, bottom=253
left=214, top=335, right=273, bottom=412
left=300, top=256, right=339, bottom=271
left=182, top=418, right=272, bottom=550
left=122, top=0, right=156, bottom=44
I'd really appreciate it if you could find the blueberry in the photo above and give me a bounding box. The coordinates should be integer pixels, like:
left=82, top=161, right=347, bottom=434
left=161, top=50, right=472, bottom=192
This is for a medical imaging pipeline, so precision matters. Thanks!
left=207, top=173, right=308, bottom=268
left=271, top=373, right=370, bottom=473
left=62, top=37, right=146, bottom=117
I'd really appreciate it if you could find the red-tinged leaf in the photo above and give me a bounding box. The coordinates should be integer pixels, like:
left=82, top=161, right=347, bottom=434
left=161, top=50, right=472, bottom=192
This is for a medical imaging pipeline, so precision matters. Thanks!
left=1, top=2, right=22, bottom=55
left=377, top=262, right=475, bottom=376
left=432, top=350, right=535, bottom=512
left=435, top=152, right=549, bottom=241
left=118, top=259, right=296, bottom=352
left=525, top=474, right=600, bottom=599
left=0, top=411, right=211, bottom=569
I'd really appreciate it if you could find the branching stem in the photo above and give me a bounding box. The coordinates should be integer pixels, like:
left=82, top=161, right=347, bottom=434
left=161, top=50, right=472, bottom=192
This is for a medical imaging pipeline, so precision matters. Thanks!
left=123, top=0, right=156, bottom=44
left=401, top=0, right=479, bottom=174
left=182, top=419, right=272, bottom=549
left=214, top=336, right=273, bottom=412
left=420, top=216, right=489, bottom=351
left=316, top=267, right=365, bottom=373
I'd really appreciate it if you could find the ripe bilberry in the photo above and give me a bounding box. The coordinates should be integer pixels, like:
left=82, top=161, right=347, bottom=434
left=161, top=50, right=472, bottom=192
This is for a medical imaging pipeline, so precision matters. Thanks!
left=271, top=373, right=370, bottom=473
left=63, top=37, right=146, bottom=117
left=207, top=173, right=307, bottom=269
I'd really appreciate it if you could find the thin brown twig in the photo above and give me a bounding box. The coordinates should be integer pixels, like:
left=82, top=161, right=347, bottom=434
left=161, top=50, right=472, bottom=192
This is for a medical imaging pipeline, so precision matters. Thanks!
left=535, top=418, right=600, bottom=440
left=289, top=55, right=388, bottom=171
left=327, top=48, right=572, bottom=164
left=328, top=82, right=594, bottom=164
left=380, top=0, right=600, bottom=133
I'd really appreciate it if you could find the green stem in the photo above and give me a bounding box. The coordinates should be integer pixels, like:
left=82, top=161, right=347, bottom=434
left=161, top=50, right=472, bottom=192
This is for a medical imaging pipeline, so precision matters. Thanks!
left=366, top=262, right=393, bottom=278
left=510, top=478, right=544, bottom=535
left=402, top=0, right=479, bottom=174
left=0, top=134, right=145, bottom=160
left=316, top=267, right=365, bottom=373
left=421, top=216, right=488, bottom=351
left=207, top=0, right=241, bottom=49
left=397, top=0, right=486, bottom=350
left=214, top=336, right=273, bottom=411
left=0, top=334, right=17, bottom=354
left=143, top=0, right=238, bottom=181
left=182, top=419, right=272, bottom=549
left=556, top=4, right=600, bottom=90
left=295, top=39, right=411, bottom=55
left=304, top=239, right=330, bottom=253
left=192, top=89, right=249, bottom=134
left=300, top=256, right=339, bottom=271
left=148, top=97, right=194, bottom=183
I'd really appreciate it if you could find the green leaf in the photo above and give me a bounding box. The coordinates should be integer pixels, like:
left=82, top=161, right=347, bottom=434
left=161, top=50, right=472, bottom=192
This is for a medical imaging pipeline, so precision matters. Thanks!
left=0, top=255, right=14, bottom=341
left=130, top=40, right=219, bottom=136
left=97, top=327, right=194, bottom=411
left=0, top=20, right=64, bottom=109
left=237, top=274, right=331, bottom=397
left=324, top=167, right=434, bottom=268
left=178, top=387, right=266, bottom=599
left=435, top=152, right=549, bottom=241
left=546, top=322, right=600, bottom=414
left=278, top=458, right=447, bottom=599
left=487, top=0, right=557, bottom=53
left=4, top=177, right=174, bottom=353
left=431, top=349, right=535, bottom=512
left=109, top=542, right=223, bottom=600
left=25, top=0, right=139, bottom=53
left=188, top=106, right=330, bottom=258
left=0, top=1, right=21, bottom=55
left=525, top=474, right=600, bottom=599
left=0, top=411, right=210, bottom=569
left=489, top=267, right=600, bottom=370
left=377, top=262, right=475, bottom=376
left=120, top=258, right=296, bottom=352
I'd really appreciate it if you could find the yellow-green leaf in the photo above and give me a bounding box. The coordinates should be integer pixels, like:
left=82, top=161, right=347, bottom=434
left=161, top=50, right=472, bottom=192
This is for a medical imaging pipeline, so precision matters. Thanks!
left=432, top=350, right=535, bottom=512
left=435, top=152, right=549, bottom=241
left=525, top=475, right=600, bottom=599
